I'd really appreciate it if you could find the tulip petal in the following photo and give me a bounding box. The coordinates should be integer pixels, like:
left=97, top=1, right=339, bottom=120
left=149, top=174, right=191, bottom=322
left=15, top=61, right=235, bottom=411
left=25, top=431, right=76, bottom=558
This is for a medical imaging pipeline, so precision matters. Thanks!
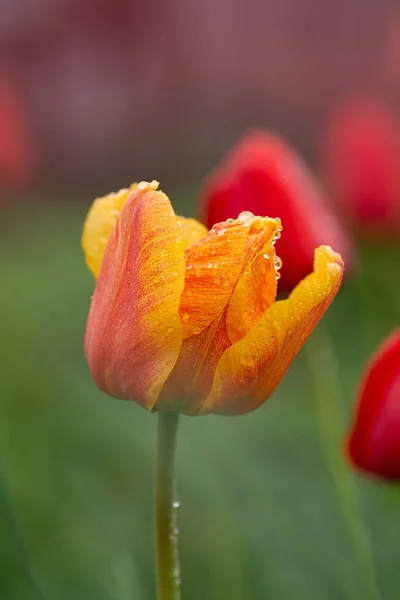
left=179, top=215, right=281, bottom=339
left=198, top=246, right=344, bottom=415
left=82, top=183, right=139, bottom=278
left=177, top=216, right=208, bottom=250
left=347, top=329, right=400, bottom=478
left=226, top=224, right=279, bottom=344
left=159, top=310, right=231, bottom=414
left=84, top=183, right=186, bottom=410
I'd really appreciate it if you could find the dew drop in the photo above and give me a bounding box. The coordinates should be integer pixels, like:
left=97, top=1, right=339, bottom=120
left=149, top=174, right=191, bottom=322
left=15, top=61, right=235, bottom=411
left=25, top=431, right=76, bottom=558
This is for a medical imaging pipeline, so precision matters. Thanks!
left=263, top=253, right=270, bottom=260
left=223, top=279, right=230, bottom=287
left=187, top=264, right=193, bottom=270
left=238, top=210, right=254, bottom=222
left=182, top=313, right=190, bottom=322
left=276, top=272, right=281, bottom=280
left=193, top=326, right=201, bottom=334
left=214, top=222, right=225, bottom=234
left=173, top=500, right=180, bottom=508
left=274, top=256, right=282, bottom=270
left=167, top=327, right=175, bottom=333
left=207, top=262, right=213, bottom=268
left=169, top=567, right=180, bottom=579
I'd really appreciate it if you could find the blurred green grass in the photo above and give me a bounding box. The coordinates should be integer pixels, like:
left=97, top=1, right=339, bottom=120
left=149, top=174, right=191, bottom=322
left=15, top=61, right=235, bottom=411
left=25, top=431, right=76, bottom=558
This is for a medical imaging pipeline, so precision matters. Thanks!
left=0, top=195, right=399, bottom=600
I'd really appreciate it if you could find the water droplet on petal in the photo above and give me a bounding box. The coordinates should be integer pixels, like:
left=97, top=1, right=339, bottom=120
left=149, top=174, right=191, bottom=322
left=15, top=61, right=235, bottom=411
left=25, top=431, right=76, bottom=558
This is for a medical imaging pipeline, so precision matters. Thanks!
left=274, top=256, right=282, bottom=270
left=182, top=313, right=190, bottom=322
left=207, top=262, right=213, bottom=268
left=193, top=326, right=201, bottom=334
left=263, top=253, right=270, bottom=259
left=238, top=210, right=254, bottom=222
left=173, top=500, right=180, bottom=508
left=213, top=222, right=225, bottom=234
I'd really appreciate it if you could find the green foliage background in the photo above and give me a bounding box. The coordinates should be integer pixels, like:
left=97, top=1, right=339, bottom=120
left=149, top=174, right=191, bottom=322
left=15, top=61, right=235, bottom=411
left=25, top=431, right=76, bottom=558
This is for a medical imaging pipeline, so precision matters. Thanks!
left=0, top=194, right=399, bottom=599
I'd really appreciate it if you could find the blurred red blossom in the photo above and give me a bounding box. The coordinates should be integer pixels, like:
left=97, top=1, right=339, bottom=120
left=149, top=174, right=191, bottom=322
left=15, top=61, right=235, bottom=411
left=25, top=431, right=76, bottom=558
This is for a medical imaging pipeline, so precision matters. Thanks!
left=200, top=130, right=353, bottom=293
left=346, top=330, right=400, bottom=481
left=0, top=76, right=35, bottom=196
left=321, top=98, right=400, bottom=235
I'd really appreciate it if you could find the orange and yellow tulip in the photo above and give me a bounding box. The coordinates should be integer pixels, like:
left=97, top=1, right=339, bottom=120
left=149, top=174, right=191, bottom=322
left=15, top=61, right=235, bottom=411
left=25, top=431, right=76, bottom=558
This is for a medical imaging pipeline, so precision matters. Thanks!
left=82, top=180, right=344, bottom=415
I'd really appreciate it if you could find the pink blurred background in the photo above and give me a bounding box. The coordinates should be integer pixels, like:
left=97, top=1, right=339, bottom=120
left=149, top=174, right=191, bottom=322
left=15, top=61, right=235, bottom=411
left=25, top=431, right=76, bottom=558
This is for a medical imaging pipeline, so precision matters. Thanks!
left=2, top=0, right=400, bottom=191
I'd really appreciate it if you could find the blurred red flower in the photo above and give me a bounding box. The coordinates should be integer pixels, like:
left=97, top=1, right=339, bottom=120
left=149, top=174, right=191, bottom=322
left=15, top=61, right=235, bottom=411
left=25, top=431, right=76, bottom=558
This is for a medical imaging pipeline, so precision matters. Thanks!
left=200, top=130, right=352, bottom=292
left=321, top=98, right=400, bottom=235
left=346, top=330, right=400, bottom=480
left=0, top=76, right=35, bottom=195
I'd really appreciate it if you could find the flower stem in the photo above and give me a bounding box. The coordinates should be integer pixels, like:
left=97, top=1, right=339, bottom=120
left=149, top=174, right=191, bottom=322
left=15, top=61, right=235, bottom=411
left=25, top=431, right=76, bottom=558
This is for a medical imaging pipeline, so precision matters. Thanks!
left=155, top=411, right=181, bottom=600
left=306, top=324, right=381, bottom=600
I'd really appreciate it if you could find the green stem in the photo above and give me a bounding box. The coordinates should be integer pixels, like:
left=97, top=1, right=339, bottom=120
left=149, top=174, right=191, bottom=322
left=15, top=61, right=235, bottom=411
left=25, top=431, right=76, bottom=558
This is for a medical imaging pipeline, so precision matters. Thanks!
left=155, top=411, right=181, bottom=600
left=306, top=324, right=381, bottom=600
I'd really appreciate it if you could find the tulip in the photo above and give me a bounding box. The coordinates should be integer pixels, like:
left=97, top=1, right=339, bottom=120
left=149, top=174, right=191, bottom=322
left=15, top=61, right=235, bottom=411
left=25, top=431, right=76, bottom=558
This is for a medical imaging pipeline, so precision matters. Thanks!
left=83, top=180, right=344, bottom=416
left=200, top=130, right=352, bottom=292
left=0, top=77, right=35, bottom=192
left=346, top=330, right=400, bottom=480
left=321, top=98, right=400, bottom=235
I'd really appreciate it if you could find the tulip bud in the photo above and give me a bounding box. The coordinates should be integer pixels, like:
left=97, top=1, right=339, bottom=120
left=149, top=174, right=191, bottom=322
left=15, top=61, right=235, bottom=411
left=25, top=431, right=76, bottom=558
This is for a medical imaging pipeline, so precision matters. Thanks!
left=346, top=330, right=400, bottom=480
left=0, top=77, right=35, bottom=193
left=200, top=130, right=352, bottom=292
left=83, top=181, right=344, bottom=415
left=321, top=98, right=400, bottom=235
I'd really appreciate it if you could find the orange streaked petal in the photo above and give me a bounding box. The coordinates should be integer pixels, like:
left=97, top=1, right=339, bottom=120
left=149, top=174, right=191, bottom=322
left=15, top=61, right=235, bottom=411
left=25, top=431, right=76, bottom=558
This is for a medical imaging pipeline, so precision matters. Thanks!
left=84, top=183, right=186, bottom=410
left=198, top=246, right=344, bottom=415
left=226, top=222, right=279, bottom=344
left=179, top=215, right=281, bottom=339
left=159, top=309, right=231, bottom=414
left=177, top=216, right=208, bottom=250
left=82, top=182, right=139, bottom=278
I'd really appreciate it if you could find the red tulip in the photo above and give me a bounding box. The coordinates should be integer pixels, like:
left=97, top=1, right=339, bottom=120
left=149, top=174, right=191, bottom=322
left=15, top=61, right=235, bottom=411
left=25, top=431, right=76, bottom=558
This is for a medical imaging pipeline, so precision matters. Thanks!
left=321, top=98, right=400, bottom=234
left=0, top=77, right=35, bottom=192
left=346, top=330, right=400, bottom=480
left=200, top=130, right=352, bottom=292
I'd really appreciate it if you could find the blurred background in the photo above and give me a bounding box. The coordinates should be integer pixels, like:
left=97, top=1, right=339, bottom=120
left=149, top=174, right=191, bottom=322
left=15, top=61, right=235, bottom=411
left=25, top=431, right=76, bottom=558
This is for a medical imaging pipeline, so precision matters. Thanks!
left=1, top=1, right=400, bottom=599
